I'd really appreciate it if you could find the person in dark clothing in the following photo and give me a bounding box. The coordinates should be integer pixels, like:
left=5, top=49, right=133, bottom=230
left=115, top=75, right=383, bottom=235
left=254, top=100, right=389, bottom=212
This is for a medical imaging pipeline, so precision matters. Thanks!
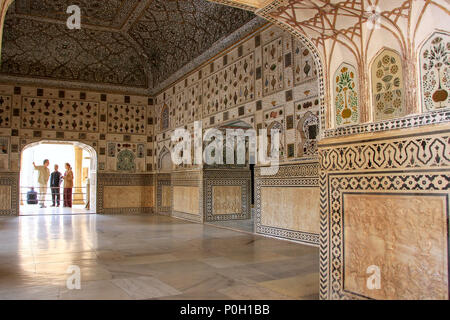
left=50, top=164, right=62, bottom=207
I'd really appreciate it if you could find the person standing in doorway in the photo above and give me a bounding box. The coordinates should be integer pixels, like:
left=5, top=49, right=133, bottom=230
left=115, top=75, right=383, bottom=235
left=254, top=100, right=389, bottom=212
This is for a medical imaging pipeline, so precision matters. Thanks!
left=33, top=159, right=50, bottom=208
left=50, top=164, right=62, bottom=207
left=63, top=163, right=74, bottom=208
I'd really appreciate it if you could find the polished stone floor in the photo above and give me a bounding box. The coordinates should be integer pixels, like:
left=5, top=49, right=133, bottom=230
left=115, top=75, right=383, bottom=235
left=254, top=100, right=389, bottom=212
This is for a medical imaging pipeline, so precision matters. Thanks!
left=20, top=204, right=95, bottom=216
left=0, top=214, right=319, bottom=300
left=208, top=216, right=254, bottom=233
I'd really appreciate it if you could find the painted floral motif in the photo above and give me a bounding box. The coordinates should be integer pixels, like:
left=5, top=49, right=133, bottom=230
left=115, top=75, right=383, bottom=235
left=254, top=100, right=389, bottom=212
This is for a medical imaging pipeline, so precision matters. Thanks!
left=0, top=96, right=11, bottom=128
left=334, top=64, right=359, bottom=126
left=203, top=53, right=254, bottom=116
left=293, top=39, right=317, bottom=85
left=372, top=50, right=404, bottom=120
left=161, top=104, right=170, bottom=131
left=117, top=149, right=136, bottom=172
left=263, top=38, right=284, bottom=96
left=420, top=33, right=449, bottom=111
left=108, top=103, right=146, bottom=134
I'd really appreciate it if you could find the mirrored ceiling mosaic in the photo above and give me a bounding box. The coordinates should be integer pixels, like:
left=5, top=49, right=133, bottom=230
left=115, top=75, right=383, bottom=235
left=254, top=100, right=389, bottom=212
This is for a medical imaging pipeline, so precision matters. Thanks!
left=0, top=0, right=259, bottom=93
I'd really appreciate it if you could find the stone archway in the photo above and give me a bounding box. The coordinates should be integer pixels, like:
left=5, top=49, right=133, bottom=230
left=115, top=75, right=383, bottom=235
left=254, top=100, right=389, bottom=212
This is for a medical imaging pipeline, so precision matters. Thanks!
left=19, top=140, right=97, bottom=214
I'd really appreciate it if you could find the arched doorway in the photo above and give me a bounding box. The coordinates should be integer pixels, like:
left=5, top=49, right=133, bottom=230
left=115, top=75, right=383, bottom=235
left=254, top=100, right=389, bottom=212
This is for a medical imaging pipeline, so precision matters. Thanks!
left=19, top=140, right=97, bottom=215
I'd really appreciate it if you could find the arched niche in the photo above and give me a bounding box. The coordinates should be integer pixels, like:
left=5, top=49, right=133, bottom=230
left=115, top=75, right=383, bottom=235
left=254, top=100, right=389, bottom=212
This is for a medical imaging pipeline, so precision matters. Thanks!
left=333, top=63, right=360, bottom=127
left=370, top=48, right=405, bottom=121
left=419, top=31, right=450, bottom=112
left=158, top=146, right=172, bottom=172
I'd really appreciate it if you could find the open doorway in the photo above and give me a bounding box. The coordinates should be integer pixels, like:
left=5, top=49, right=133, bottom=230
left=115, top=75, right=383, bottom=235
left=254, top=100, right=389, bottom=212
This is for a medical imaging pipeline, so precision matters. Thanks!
left=19, top=140, right=97, bottom=216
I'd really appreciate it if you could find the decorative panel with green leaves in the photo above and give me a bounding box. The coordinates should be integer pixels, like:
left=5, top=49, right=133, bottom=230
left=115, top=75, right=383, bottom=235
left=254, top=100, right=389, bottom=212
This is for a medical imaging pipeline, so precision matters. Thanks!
left=334, top=64, right=359, bottom=127
left=420, top=32, right=449, bottom=111
left=371, top=50, right=405, bottom=121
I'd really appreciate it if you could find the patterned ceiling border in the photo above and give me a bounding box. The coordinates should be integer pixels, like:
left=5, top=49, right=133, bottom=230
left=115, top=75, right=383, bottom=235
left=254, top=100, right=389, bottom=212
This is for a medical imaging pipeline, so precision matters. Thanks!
left=150, top=16, right=267, bottom=96
left=207, top=0, right=259, bottom=12
left=0, top=75, right=150, bottom=96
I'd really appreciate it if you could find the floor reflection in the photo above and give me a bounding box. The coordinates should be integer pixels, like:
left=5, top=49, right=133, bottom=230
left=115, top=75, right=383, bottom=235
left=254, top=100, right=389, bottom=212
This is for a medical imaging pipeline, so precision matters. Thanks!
left=20, top=204, right=95, bottom=216
left=0, top=214, right=319, bottom=300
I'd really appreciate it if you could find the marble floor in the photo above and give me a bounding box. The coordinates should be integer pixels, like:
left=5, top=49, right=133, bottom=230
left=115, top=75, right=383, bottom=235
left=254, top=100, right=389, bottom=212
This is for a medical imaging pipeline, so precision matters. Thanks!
left=20, top=204, right=95, bottom=216
left=0, top=214, right=319, bottom=300
left=208, top=216, right=254, bottom=233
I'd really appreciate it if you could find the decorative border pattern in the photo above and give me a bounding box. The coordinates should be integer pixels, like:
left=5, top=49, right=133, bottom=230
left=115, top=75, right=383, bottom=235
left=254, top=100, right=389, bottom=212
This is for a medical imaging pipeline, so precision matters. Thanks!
left=255, top=161, right=319, bottom=178
left=319, top=130, right=450, bottom=172
left=0, top=172, right=18, bottom=215
left=203, top=169, right=251, bottom=222
left=97, top=173, right=154, bottom=215
left=323, top=109, right=450, bottom=138
left=0, top=135, right=11, bottom=171
left=156, top=174, right=171, bottom=216
left=207, top=0, right=259, bottom=12
left=255, top=162, right=320, bottom=245
left=319, top=125, right=450, bottom=300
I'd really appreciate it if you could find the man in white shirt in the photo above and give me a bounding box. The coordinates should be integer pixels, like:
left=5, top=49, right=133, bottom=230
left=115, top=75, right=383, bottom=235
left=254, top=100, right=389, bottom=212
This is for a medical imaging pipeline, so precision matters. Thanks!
left=33, top=159, right=50, bottom=208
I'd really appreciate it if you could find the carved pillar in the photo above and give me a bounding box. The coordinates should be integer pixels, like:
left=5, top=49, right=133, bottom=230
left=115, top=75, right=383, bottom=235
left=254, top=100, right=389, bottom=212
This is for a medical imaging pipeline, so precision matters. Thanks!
left=73, top=146, right=84, bottom=205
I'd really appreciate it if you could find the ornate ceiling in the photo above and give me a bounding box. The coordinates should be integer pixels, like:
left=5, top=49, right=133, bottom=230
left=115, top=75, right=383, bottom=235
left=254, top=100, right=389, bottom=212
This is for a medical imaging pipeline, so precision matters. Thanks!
left=0, top=0, right=261, bottom=94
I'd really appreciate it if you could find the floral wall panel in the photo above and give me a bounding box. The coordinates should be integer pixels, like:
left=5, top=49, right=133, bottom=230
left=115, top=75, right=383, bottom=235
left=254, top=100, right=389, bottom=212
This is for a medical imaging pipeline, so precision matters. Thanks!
left=174, top=90, right=186, bottom=127
left=293, top=38, right=317, bottom=86
left=0, top=95, right=11, bottom=128
left=153, top=24, right=320, bottom=166
left=202, top=53, right=255, bottom=117
left=187, top=82, right=202, bottom=122
left=107, top=103, right=146, bottom=134
left=21, top=97, right=99, bottom=132
left=160, top=103, right=170, bottom=131
left=334, top=64, right=359, bottom=127
left=372, top=50, right=405, bottom=121
left=420, top=32, right=450, bottom=111
left=262, top=38, right=284, bottom=96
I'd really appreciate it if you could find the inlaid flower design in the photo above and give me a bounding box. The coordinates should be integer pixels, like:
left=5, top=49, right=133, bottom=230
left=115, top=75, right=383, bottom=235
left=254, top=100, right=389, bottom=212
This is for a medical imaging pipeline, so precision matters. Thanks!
left=334, top=64, right=359, bottom=126
left=372, top=50, right=404, bottom=120
left=420, top=33, right=449, bottom=111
